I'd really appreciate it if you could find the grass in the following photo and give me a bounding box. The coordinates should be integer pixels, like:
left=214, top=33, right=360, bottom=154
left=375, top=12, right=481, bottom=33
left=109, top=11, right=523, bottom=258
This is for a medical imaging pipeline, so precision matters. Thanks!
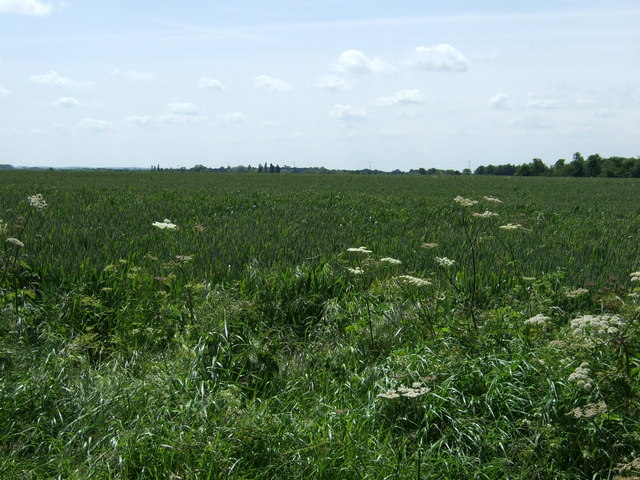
left=1, top=171, right=639, bottom=479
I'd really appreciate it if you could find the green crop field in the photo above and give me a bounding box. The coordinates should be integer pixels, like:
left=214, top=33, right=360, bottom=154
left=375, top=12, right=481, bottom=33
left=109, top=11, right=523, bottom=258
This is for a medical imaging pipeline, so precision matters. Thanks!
left=1, top=171, right=639, bottom=479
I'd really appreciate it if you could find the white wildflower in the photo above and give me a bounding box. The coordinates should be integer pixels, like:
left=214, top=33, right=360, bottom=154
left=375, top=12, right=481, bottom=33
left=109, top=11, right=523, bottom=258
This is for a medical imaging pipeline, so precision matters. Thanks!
left=152, top=219, right=178, bottom=230
left=499, top=223, right=522, bottom=230
left=565, top=288, right=589, bottom=298
left=453, top=195, right=479, bottom=207
left=630, top=271, right=640, bottom=282
left=27, top=193, right=47, bottom=211
left=435, top=256, right=455, bottom=268
left=6, top=237, right=24, bottom=248
left=377, top=390, right=400, bottom=399
left=568, top=362, right=593, bottom=391
left=421, top=242, right=438, bottom=249
left=347, top=267, right=364, bottom=275
left=347, top=246, right=372, bottom=254
left=395, top=275, right=432, bottom=287
left=380, top=257, right=402, bottom=265
left=472, top=210, right=499, bottom=218
left=483, top=196, right=503, bottom=203
left=524, top=314, right=549, bottom=326
left=571, top=314, right=626, bottom=341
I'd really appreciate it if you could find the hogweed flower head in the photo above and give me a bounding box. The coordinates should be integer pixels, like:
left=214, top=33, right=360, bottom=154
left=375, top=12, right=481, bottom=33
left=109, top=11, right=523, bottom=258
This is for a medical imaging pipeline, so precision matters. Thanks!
left=568, top=362, right=594, bottom=391
left=421, top=242, right=438, bottom=249
left=483, top=196, right=503, bottom=203
left=347, top=246, right=372, bottom=254
left=524, top=314, right=549, bottom=326
left=6, top=237, right=24, bottom=248
left=435, top=256, right=455, bottom=268
left=347, top=267, right=364, bottom=275
left=630, top=271, right=640, bottom=282
left=472, top=210, right=498, bottom=218
left=453, top=195, right=478, bottom=207
left=566, top=288, right=589, bottom=298
left=377, top=382, right=431, bottom=399
left=152, top=219, right=178, bottom=230
left=571, top=314, right=626, bottom=340
left=27, top=194, right=47, bottom=211
left=395, top=275, right=431, bottom=287
left=499, top=223, right=522, bottom=231
left=567, top=400, right=607, bottom=419
left=379, top=257, right=402, bottom=265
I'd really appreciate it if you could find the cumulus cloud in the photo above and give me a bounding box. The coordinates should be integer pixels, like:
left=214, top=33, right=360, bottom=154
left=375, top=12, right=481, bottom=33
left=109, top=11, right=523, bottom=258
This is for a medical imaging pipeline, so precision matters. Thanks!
left=332, top=49, right=394, bottom=74
left=0, top=83, right=11, bottom=97
left=29, top=70, right=90, bottom=88
left=313, top=75, right=354, bottom=91
left=217, top=112, right=248, bottom=125
left=403, top=44, right=469, bottom=72
left=52, top=97, right=84, bottom=108
left=124, top=103, right=206, bottom=128
left=489, top=93, right=510, bottom=109
left=76, top=119, right=113, bottom=132
left=329, top=104, right=367, bottom=121
left=198, top=76, right=225, bottom=91
left=254, top=75, right=291, bottom=92
left=0, top=0, right=53, bottom=16
left=376, top=89, right=424, bottom=107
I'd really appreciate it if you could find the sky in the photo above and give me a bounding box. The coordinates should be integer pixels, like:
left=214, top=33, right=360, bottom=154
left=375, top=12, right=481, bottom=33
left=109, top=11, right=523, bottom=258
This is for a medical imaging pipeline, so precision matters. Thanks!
left=1, top=0, right=639, bottom=171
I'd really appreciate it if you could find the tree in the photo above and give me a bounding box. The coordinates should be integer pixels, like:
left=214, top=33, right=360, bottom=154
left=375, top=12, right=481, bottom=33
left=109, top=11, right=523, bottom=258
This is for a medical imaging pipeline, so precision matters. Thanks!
left=586, top=154, right=602, bottom=177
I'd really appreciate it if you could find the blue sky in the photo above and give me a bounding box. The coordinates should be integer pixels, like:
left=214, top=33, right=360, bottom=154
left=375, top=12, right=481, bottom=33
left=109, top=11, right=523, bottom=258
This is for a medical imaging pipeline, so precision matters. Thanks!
left=1, top=0, right=639, bottom=170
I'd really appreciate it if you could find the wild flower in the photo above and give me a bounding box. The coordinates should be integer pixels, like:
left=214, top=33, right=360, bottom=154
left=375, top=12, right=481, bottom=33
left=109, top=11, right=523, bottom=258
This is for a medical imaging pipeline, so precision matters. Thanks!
left=27, top=193, right=47, bottom=211
left=379, top=257, right=402, bottom=265
left=472, top=210, right=498, bottom=218
left=499, top=223, right=522, bottom=230
left=524, top=314, right=549, bottom=326
left=483, top=196, right=503, bottom=203
left=395, top=275, right=431, bottom=287
left=567, top=400, right=607, bottom=419
left=5, top=237, right=24, bottom=248
left=571, top=314, right=627, bottom=340
left=453, top=195, right=478, bottom=207
left=347, top=267, right=364, bottom=275
left=420, top=242, right=438, bottom=249
left=152, top=219, right=178, bottom=230
left=630, top=271, right=640, bottom=282
left=566, top=288, right=589, bottom=298
left=377, top=382, right=431, bottom=399
left=175, top=255, right=192, bottom=262
left=568, top=362, right=594, bottom=391
left=435, top=256, right=455, bottom=268
left=347, top=246, right=372, bottom=254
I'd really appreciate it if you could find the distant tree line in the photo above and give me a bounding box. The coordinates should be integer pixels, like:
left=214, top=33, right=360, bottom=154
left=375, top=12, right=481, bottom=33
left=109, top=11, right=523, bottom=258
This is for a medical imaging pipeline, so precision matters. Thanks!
left=475, top=153, right=640, bottom=178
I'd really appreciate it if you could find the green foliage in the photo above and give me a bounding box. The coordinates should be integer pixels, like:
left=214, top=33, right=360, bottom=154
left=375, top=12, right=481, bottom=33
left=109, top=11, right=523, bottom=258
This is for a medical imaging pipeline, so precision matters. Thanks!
left=0, top=172, right=639, bottom=479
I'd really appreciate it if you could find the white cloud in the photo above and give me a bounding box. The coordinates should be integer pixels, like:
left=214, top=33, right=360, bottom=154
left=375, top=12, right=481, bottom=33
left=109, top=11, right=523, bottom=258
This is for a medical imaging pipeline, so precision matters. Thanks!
left=403, top=44, right=469, bottom=72
left=332, top=49, right=394, bottom=74
left=329, top=104, right=367, bottom=121
left=313, top=75, right=354, bottom=91
left=52, top=96, right=84, bottom=108
left=158, top=102, right=205, bottom=124
left=218, top=112, right=248, bottom=125
left=253, top=74, right=292, bottom=92
left=76, top=119, right=113, bottom=132
left=198, top=76, right=225, bottom=91
left=376, top=89, right=424, bottom=107
left=110, top=69, right=155, bottom=81
left=0, top=0, right=53, bottom=16
left=29, top=70, right=90, bottom=88
left=124, top=115, right=154, bottom=127
left=0, top=83, right=11, bottom=97
left=489, top=93, right=510, bottom=109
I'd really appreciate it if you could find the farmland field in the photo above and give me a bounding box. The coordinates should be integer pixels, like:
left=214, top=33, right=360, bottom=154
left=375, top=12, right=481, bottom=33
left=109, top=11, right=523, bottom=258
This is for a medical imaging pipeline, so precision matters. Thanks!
left=1, top=171, right=640, bottom=479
